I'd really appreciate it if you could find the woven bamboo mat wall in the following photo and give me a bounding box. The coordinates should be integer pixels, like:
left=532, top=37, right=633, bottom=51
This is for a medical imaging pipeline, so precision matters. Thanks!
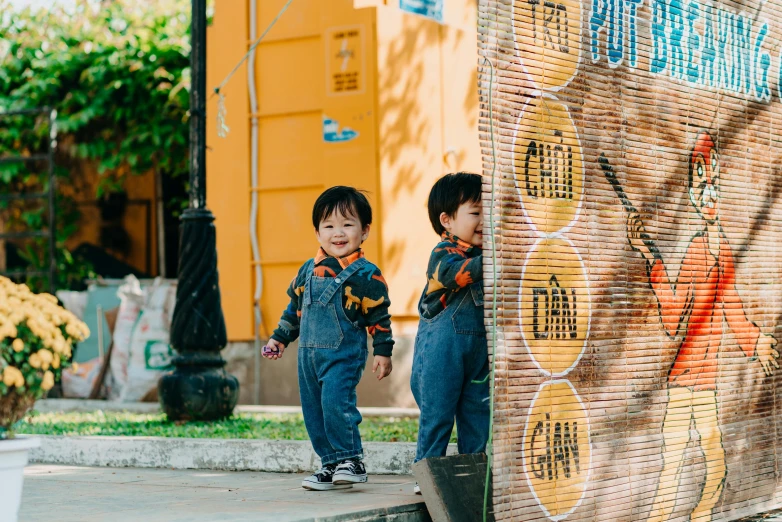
left=479, top=0, right=782, bottom=520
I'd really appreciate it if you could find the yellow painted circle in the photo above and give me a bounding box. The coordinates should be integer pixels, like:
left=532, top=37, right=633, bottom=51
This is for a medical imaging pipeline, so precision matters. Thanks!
left=512, top=0, right=583, bottom=90
left=513, top=96, right=584, bottom=235
left=523, top=380, right=591, bottom=520
left=520, top=238, right=590, bottom=375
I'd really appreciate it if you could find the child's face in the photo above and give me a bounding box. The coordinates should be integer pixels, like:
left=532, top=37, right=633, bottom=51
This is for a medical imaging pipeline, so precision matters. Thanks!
left=316, top=209, right=369, bottom=258
left=440, top=200, right=483, bottom=247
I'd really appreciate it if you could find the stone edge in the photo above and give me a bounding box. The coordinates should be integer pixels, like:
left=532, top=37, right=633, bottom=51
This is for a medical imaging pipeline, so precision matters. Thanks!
left=28, top=436, right=455, bottom=475
left=34, top=399, right=420, bottom=418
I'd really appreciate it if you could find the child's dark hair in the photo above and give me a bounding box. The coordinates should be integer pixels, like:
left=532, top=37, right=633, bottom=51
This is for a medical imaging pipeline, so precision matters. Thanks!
left=427, top=172, right=482, bottom=235
left=312, top=186, right=373, bottom=229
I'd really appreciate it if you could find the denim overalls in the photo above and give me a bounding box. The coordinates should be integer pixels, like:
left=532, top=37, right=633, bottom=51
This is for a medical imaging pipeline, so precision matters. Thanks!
left=298, top=257, right=370, bottom=466
left=411, top=281, right=490, bottom=462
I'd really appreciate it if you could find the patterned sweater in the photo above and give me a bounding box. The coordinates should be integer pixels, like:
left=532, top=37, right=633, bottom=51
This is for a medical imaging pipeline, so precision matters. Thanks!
left=271, top=248, right=394, bottom=357
left=419, top=232, right=483, bottom=319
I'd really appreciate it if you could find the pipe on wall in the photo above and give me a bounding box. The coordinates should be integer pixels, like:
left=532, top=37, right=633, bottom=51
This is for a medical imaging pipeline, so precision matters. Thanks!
left=248, top=0, right=263, bottom=405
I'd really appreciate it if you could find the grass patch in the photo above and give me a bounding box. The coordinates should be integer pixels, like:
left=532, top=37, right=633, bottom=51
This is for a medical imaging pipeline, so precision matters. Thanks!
left=18, top=411, right=456, bottom=443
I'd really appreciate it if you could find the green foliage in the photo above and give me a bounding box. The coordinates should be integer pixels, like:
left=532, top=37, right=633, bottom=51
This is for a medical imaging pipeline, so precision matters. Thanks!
left=16, top=411, right=453, bottom=443
left=0, top=0, right=191, bottom=290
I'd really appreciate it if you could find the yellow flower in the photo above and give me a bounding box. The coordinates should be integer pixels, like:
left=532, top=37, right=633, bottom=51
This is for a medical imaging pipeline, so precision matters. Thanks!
left=65, top=322, right=80, bottom=338
left=41, top=371, right=55, bottom=391
left=2, top=368, right=15, bottom=387
left=2, top=366, right=24, bottom=388
left=37, top=349, right=53, bottom=371
left=28, top=352, right=42, bottom=369
left=52, top=338, right=66, bottom=354
left=0, top=323, right=13, bottom=340
left=5, top=324, right=17, bottom=339
left=12, top=338, right=24, bottom=352
left=39, top=293, right=57, bottom=304
left=52, top=353, right=60, bottom=370
left=71, top=362, right=79, bottom=373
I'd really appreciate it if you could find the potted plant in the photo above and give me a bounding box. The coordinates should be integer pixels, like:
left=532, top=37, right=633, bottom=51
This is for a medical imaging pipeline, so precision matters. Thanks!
left=0, top=276, right=89, bottom=521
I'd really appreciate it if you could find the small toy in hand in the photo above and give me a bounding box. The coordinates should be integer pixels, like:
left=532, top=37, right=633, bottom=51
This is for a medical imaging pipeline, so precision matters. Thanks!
left=262, top=344, right=280, bottom=357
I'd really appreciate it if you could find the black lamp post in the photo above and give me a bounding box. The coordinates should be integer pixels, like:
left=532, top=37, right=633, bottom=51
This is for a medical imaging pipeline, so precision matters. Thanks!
left=158, top=0, right=239, bottom=420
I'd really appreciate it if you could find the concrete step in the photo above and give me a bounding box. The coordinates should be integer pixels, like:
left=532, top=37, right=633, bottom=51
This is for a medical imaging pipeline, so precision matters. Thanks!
left=27, top=435, right=456, bottom=475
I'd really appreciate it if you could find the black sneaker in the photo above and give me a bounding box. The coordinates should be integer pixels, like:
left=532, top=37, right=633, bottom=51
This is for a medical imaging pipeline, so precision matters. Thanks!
left=302, top=464, right=353, bottom=491
left=332, top=458, right=368, bottom=485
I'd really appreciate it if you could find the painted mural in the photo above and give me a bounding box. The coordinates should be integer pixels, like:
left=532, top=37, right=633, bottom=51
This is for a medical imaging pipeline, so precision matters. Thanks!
left=479, top=0, right=782, bottom=520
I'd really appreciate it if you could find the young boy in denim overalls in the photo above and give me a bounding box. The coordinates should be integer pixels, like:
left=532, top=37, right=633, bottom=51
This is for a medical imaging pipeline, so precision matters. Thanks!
left=411, top=173, right=490, bottom=493
left=263, top=186, right=394, bottom=491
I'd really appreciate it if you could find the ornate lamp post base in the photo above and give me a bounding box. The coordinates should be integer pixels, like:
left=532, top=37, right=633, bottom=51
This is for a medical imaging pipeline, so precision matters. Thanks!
left=159, top=209, right=239, bottom=421
left=159, top=354, right=238, bottom=421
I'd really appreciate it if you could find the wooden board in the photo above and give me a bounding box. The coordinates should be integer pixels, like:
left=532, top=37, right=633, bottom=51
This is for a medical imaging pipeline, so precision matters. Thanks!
left=412, top=453, right=495, bottom=522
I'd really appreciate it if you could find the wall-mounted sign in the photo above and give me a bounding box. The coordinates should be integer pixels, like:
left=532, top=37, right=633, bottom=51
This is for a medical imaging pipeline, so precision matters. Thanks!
left=400, top=0, right=443, bottom=23
left=325, top=25, right=365, bottom=96
left=323, top=115, right=358, bottom=143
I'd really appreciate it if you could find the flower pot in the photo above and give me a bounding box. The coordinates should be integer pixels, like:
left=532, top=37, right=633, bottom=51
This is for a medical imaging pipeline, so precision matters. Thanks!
left=0, top=436, right=40, bottom=522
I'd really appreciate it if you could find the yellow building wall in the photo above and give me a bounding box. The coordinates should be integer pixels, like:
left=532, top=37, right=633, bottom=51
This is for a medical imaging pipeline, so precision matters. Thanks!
left=376, top=1, right=480, bottom=322
left=206, top=0, right=252, bottom=339
left=252, top=0, right=380, bottom=339
left=209, top=0, right=479, bottom=341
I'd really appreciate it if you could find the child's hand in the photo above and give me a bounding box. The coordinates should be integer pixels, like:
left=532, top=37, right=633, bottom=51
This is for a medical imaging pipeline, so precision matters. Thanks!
left=372, top=355, right=392, bottom=381
left=262, top=339, right=286, bottom=360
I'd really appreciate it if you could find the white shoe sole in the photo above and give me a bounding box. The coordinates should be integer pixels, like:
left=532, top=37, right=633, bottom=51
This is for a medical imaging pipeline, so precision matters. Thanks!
left=302, top=480, right=353, bottom=491
left=332, top=473, right=368, bottom=485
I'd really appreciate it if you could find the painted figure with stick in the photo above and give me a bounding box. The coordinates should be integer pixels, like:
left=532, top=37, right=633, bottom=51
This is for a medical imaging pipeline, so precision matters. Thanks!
left=600, top=130, right=779, bottom=522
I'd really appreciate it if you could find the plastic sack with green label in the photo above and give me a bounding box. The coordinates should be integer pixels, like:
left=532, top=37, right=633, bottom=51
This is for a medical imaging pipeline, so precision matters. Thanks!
left=119, top=278, right=177, bottom=402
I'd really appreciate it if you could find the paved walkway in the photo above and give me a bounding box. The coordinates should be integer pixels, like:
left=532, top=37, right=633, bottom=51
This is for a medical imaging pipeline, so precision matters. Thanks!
left=20, top=464, right=782, bottom=522
left=20, top=465, right=427, bottom=522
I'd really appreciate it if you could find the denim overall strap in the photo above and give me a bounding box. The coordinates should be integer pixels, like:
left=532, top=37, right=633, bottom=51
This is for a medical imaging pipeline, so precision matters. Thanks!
left=302, top=259, right=316, bottom=306
left=317, top=257, right=368, bottom=305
